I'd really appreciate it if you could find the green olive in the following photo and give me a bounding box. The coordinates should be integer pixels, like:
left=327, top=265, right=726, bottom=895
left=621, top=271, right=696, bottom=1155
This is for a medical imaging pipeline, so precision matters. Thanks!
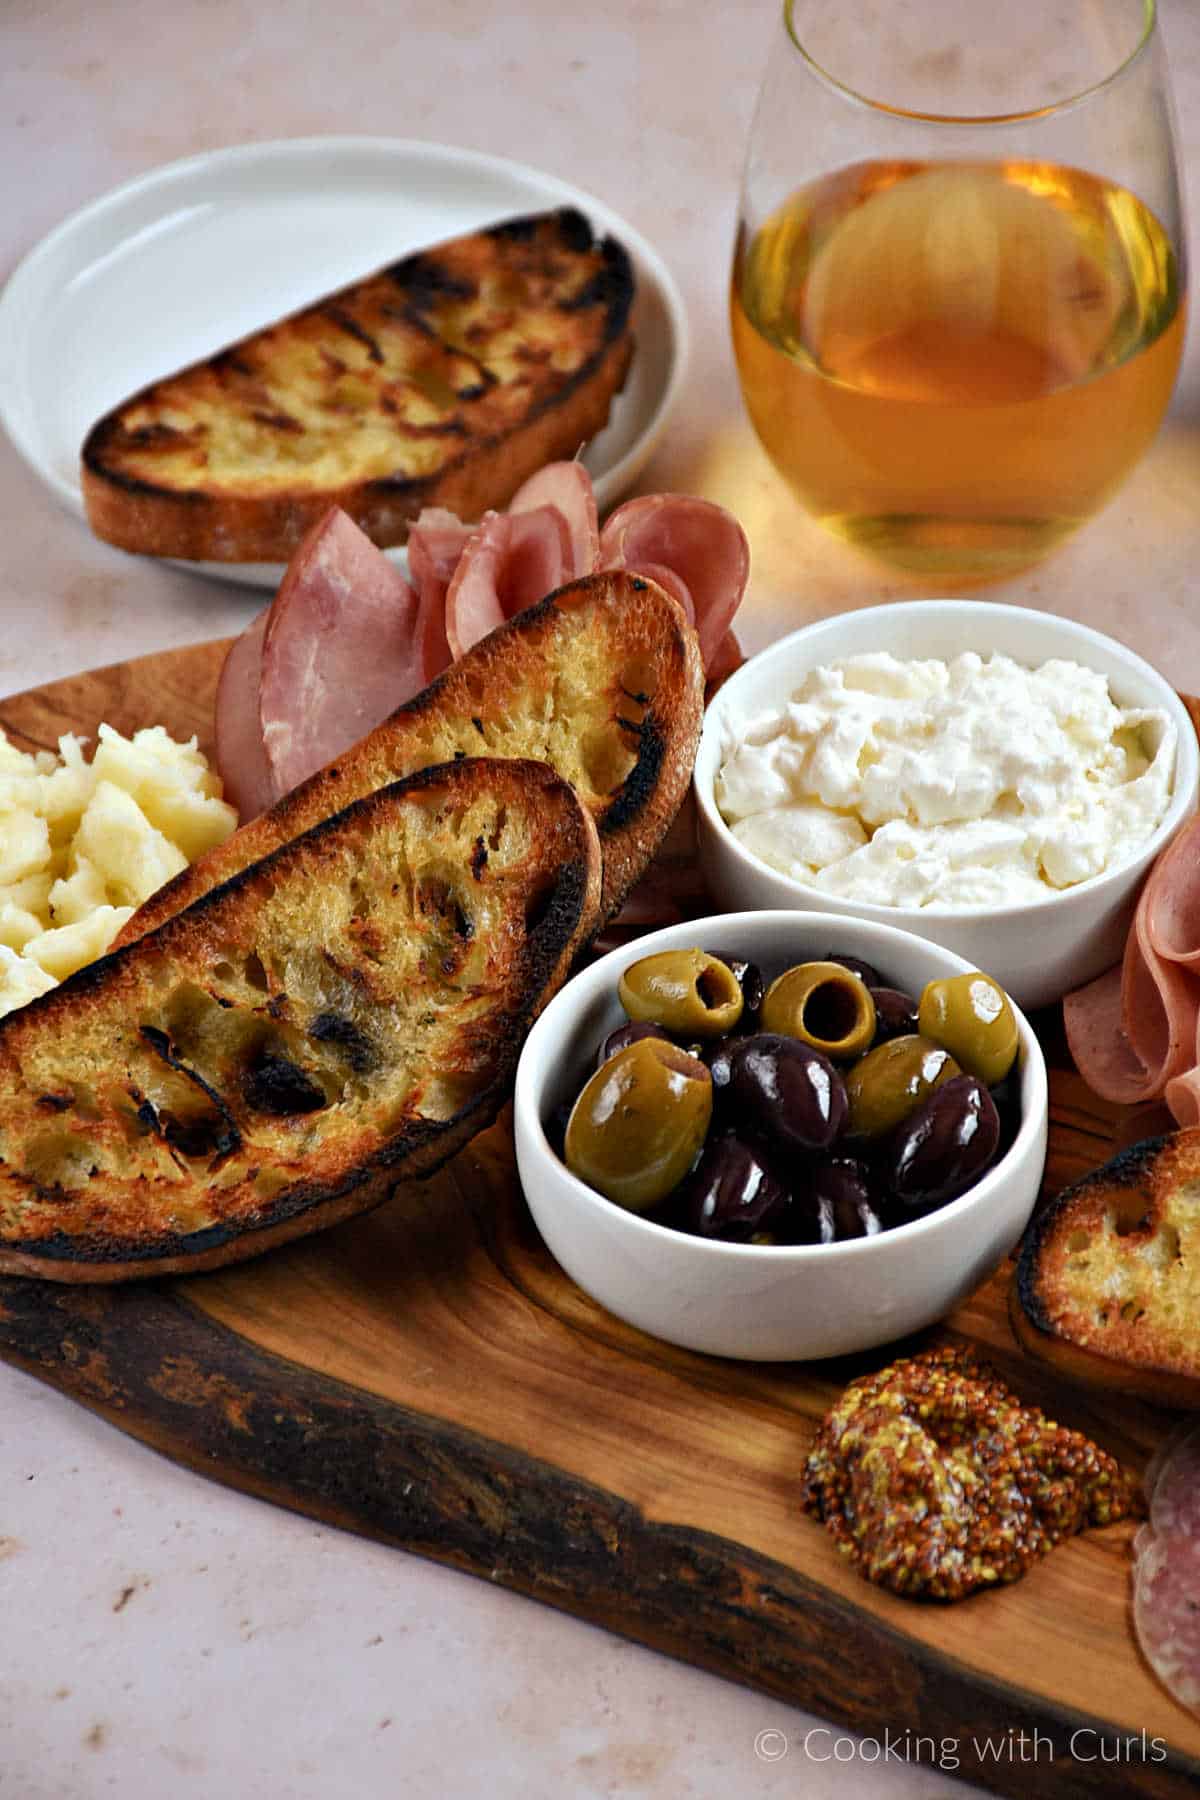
left=564, top=1037, right=713, bottom=1211
left=845, top=1034, right=961, bottom=1140
left=618, top=948, right=744, bottom=1040
left=918, top=972, right=1018, bottom=1086
left=760, top=961, right=877, bottom=1060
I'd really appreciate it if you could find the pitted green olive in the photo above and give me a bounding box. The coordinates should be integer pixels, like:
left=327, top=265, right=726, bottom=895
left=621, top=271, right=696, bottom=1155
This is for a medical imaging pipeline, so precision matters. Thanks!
left=564, top=1037, right=713, bottom=1211
left=845, top=1034, right=961, bottom=1140
left=760, top=961, right=877, bottom=1060
left=918, top=972, right=1018, bottom=1086
left=618, top=948, right=744, bottom=1040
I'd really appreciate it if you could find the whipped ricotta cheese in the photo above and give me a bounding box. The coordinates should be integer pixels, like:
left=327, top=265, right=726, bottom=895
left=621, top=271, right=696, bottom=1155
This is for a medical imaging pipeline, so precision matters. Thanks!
left=715, top=652, right=1176, bottom=909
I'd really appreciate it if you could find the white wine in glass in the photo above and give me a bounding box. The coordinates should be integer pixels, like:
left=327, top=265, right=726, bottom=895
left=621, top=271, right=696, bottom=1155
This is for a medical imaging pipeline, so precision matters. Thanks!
left=731, top=1, right=1187, bottom=579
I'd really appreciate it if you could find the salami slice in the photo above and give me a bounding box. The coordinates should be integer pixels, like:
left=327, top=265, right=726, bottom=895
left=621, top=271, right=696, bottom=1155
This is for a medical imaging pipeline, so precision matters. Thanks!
left=1132, top=1425, right=1200, bottom=1716
left=1133, top=1521, right=1200, bottom=1714
left=1147, top=1424, right=1200, bottom=1540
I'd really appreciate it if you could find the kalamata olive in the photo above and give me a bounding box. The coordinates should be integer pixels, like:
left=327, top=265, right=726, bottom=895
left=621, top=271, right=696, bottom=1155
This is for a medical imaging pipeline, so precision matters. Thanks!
left=596, top=1020, right=673, bottom=1070
left=989, top=1062, right=1023, bottom=1157
left=675, top=1134, right=791, bottom=1241
left=918, top=971, right=1018, bottom=1086
left=618, top=948, right=744, bottom=1039
left=760, top=961, right=876, bottom=1060
left=564, top=1038, right=712, bottom=1211
left=729, top=1033, right=848, bottom=1152
left=887, top=1074, right=1001, bottom=1210
left=825, top=952, right=884, bottom=990
left=809, top=1157, right=884, bottom=1239
left=787, top=1192, right=838, bottom=1246
left=705, top=953, right=765, bottom=1020
left=867, top=986, right=920, bottom=1044
left=845, top=1034, right=960, bottom=1139
left=703, top=1038, right=740, bottom=1132
left=546, top=1098, right=573, bottom=1158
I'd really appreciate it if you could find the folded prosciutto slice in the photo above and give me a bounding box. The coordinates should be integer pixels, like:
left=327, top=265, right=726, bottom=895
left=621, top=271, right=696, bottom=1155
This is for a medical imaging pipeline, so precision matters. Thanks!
left=214, top=463, right=750, bottom=822
left=1064, top=816, right=1200, bottom=1124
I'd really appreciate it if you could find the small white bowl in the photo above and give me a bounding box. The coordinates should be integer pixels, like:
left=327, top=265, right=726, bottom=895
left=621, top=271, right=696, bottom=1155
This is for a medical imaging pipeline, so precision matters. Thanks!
left=513, top=911, right=1048, bottom=1362
left=694, top=603, right=1199, bottom=1013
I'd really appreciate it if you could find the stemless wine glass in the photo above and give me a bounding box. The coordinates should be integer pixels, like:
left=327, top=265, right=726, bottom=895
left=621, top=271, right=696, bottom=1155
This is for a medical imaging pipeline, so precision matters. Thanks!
left=731, top=0, right=1187, bottom=580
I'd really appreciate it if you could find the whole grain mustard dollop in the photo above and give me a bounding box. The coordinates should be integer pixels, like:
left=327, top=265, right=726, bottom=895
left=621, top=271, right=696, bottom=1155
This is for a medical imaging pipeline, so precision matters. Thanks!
left=802, top=1345, right=1141, bottom=1600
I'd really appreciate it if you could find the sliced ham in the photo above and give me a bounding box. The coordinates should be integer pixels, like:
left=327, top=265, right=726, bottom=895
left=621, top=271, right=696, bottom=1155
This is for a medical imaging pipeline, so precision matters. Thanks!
left=1066, top=817, right=1200, bottom=1121
left=1133, top=1426, right=1200, bottom=1716
left=213, top=466, right=753, bottom=829
left=509, top=461, right=599, bottom=575
left=406, top=507, right=473, bottom=588
left=258, top=507, right=425, bottom=805
left=599, top=494, right=750, bottom=668
left=705, top=629, right=744, bottom=700
left=407, top=505, right=472, bottom=692
left=1062, top=966, right=1135, bottom=1101
left=214, top=606, right=273, bottom=822
left=444, top=504, right=573, bottom=659
left=1165, top=1068, right=1200, bottom=1128
left=1142, top=818, right=1200, bottom=967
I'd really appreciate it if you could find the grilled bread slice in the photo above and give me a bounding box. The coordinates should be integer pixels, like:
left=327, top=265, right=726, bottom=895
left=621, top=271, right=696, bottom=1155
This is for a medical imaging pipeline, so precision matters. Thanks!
left=81, top=208, right=634, bottom=562
left=118, top=570, right=704, bottom=945
left=0, top=757, right=600, bottom=1283
left=1011, top=1131, right=1200, bottom=1408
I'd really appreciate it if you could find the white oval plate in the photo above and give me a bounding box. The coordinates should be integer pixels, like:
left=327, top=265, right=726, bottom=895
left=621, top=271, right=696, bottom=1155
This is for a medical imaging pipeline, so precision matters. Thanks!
left=0, top=136, right=689, bottom=590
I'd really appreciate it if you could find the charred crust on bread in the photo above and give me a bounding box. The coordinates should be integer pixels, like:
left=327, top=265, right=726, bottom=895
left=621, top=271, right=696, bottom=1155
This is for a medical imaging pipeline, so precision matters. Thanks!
left=1015, top=1136, right=1168, bottom=1337
left=0, top=758, right=601, bottom=1280
left=601, top=718, right=667, bottom=840
left=117, top=573, right=703, bottom=947
left=1011, top=1131, right=1200, bottom=1407
left=81, top=209, right=635, bottom=561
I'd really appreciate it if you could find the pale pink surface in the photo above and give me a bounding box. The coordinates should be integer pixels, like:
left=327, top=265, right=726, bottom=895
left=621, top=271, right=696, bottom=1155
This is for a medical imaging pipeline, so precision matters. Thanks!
left=3, top=1, right=1200, bottom=1796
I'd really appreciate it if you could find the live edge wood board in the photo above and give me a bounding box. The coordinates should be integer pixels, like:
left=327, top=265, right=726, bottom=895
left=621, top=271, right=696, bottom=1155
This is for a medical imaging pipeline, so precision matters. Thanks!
left=0, top=640, right=1197, bottom=1800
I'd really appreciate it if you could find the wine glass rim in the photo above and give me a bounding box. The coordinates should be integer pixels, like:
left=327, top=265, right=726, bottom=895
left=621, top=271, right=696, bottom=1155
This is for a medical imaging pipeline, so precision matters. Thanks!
left=783, top=0, right=1158, bottom=126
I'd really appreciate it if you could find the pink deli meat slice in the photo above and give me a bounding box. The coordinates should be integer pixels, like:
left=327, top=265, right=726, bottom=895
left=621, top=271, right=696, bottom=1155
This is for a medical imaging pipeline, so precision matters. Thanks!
left=1131, top=1426, right=1200, bottom=1716
left=258, top=507, right=425, bottom=808
left=1065, top=818, right=1200, bottom=1118
left=444, top=504, right=573, bottom=660
left=214, top=606, right=273, bottom=822
left=406, top=508, right=467, bottom=689
left=509, top=461, right=599, bottom=575
left=1146, top=1423, right=1200, bottom=1540
left=599, top=494, right=750, bottom=669
left=1143, top=815, right=1200, bottom=968
left=1133, top=1521, right=1200, bottom=1715
left=704, top=628, right=744, bottom=700
left=1165, top=1066, right=1200, bottom=1127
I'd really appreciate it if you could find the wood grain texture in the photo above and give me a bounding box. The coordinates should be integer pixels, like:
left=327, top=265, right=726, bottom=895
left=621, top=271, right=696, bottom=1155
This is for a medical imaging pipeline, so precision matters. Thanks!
left=0, top=641, right=1197, bottom=1799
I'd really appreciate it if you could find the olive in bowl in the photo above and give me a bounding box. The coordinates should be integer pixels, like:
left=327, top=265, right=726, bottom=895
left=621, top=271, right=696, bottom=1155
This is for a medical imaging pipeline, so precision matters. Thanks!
left=513, top=911, right=1048, bottom=1361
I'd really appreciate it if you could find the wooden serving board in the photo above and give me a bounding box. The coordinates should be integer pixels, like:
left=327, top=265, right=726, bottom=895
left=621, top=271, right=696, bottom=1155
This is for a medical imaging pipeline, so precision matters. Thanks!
left=0, top=642, right=1197, bottom=1799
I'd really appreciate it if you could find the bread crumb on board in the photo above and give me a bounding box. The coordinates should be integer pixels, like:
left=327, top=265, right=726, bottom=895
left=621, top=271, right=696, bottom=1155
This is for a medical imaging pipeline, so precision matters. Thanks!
left=0, top=723, right=236, bottom=1017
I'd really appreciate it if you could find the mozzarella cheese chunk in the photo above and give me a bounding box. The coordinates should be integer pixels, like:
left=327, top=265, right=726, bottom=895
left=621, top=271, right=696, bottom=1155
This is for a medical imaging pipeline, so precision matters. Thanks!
left=0, top=723, right=237, bottom=1018
left=715, top=652, right=1176, bottom=910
